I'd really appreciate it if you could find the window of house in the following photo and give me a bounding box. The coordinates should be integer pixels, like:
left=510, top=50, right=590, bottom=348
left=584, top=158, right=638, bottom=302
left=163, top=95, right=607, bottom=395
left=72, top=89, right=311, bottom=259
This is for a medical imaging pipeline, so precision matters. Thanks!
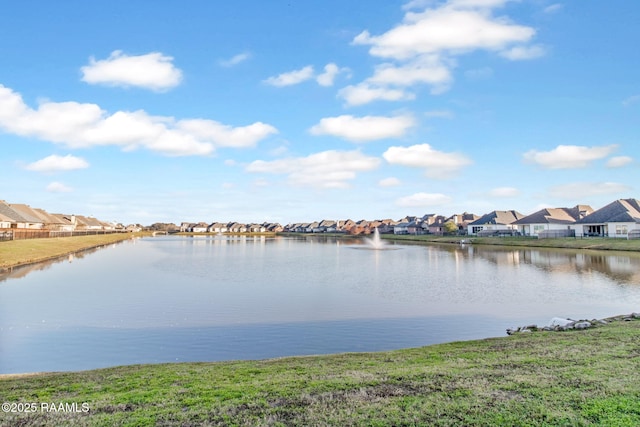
left=616, top=225, right=628, bottom=235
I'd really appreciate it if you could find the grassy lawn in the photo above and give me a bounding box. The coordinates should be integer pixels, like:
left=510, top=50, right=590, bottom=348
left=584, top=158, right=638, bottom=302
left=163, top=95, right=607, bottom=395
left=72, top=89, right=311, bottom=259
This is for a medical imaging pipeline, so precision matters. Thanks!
left=0, top=233, right=138, bottom=270
left=1, top=319, right=639, bottom=426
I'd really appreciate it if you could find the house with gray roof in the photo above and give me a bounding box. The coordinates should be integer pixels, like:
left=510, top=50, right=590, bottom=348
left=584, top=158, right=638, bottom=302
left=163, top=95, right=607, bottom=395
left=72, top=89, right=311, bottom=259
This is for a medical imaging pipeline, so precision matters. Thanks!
left=190, top=222, right=209, bottom=233
left=227, top=222, right=247, bottom=233
left=467, top=210, right=524, bottom=236
left=393, top=221, right=412, bottom=235
left=0, top=212, right=13, bottom=229
left=0, top=201, right=25, bottom=228
left=50, top=214, right=76, bottom=231
left=1, top=202, right=44, bottom=229
left=33, top=208, right=74, bottom=231
left=74, top=215, right=107, bottom=231
left=208, top=222, right=228, bottom=233
left=573, top=199, right=640, bottom=238
left=513, top=205, right=593, bottom=238
left=445, top=212, right=479, bottom=234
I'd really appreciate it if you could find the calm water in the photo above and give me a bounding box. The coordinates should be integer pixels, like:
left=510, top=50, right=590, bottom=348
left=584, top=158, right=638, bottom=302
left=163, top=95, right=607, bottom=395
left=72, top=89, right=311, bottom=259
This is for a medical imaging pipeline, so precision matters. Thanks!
left=1, top=235, right=640, bottom=374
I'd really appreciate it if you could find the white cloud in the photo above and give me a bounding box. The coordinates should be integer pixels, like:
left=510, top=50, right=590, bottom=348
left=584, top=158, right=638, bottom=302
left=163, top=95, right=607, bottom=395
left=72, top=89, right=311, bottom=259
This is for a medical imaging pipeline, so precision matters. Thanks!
left=309, top=115, right=415, bottom=142
left=548, top=182, right=631, bottom=199
left=26, top=154, right=89, bottom=173
left=246, top=150, right=381, bottom=189
left=81, top=50, right=183, bottom=91
left=46, top=181, right=73, bottom=193
left=338, top=48, right=454, bottom=105
left=316, top=63, right=350, bottom=87
left=219, top=52, right=251, bottom=67
left=347, top=1, right=541, bottom=105
left=338, top=83, right=415, bottom=106
left=488, top=186, right=519, bottom=197
left=499, top=44, right=545, bottom=60
left=379, top=177, right=402, bottom=187
left=543, top=4, right=563, bottom=14
left=177, top=119, right=277, bottom=148
left=265, top=63, right=349, bottom=88
left=353, top=6, right=535, bottom=60
left=523, top=144, right=618, bottom=169
left=366, top=56, right=452, bottom=91
left=396, top=192, right=452, bottom=207
left=264, top=66, right=315, bottom=87
left=383, top=143, right=472, bottom=179
left=606, top=156, right=633, bottom=168
left=0, top=84, right=277, bottom=156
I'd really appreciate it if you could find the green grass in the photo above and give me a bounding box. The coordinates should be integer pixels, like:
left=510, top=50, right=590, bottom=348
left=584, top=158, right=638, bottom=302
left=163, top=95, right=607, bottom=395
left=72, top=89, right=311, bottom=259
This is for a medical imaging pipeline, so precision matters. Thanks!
left=2, top=319, right=639, bottom=426
left=0, top=233, right=138, bottom=270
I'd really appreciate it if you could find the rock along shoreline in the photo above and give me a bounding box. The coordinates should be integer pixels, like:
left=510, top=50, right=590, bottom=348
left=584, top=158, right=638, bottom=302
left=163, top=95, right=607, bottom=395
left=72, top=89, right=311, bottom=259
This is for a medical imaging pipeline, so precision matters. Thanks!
left=506, top=312, right=640, bottom=335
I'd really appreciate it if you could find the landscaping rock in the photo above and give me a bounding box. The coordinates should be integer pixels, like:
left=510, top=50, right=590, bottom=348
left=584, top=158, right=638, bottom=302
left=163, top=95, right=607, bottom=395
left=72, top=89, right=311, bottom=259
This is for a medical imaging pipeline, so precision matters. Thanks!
left=548, top=317, right=575, bottom=327
left=574, top=321, right=591, bottom=330
left=506, top=312, right=638, bottom=336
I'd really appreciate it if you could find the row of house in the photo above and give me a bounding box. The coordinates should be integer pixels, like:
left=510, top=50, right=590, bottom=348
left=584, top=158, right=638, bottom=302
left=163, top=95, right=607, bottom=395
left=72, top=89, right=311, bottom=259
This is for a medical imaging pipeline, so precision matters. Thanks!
left=181, top=198, right=638, bottom=240
left=180, top=214, right=481, bottom=237
left=285, top=219, right=395, bottom=234
left=0, top=200, right=137, bottom=232
left=283, top=214, right=482, bottom=236
left=180, top=222, right=284, bottom=233
left=466, top=199, right=640, bottom=239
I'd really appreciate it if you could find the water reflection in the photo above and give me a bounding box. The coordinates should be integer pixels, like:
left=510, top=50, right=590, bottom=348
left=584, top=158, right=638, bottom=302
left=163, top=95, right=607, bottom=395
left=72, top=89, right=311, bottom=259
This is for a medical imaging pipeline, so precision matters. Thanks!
left=0, top=246, right=104, bottom=283
left=466, top=245, right=640, bottom=284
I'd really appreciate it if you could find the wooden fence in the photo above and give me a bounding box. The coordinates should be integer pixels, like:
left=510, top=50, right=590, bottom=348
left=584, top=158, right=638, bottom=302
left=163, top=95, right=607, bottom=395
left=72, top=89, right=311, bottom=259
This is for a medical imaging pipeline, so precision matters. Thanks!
left=0, top=229, right=127, bottom=242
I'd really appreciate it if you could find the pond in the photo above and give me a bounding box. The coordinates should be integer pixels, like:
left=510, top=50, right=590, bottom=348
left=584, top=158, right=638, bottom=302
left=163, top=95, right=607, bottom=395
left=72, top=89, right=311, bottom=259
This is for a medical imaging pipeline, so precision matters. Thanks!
left=1, top=235, right=640, bottom=374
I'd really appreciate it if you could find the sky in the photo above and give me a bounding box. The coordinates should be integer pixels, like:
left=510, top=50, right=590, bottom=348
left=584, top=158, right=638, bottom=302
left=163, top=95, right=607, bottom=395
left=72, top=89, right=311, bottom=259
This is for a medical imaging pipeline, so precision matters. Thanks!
left=1, top=0, right=638, bottom=225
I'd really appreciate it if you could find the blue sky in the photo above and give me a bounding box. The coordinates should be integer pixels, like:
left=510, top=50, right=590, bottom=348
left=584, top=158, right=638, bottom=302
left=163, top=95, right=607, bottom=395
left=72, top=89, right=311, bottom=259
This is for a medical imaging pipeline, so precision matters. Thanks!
left=1, top=0, right=638, bottom=225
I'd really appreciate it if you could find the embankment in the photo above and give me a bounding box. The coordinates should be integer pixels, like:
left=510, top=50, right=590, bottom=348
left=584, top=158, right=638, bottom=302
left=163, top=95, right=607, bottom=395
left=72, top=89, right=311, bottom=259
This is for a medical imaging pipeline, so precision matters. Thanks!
left=0, top=233, right=139, bottom=270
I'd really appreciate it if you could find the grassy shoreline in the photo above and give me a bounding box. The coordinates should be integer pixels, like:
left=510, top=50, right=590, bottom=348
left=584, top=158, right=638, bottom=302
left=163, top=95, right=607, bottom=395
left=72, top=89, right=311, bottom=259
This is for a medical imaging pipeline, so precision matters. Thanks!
left=0, top=233, right=139, bottom=270
left=1, top=318, right=639, bottom=426
left=279, top=231, right=640, bottom=252
left=384, top=234, right=640, bottom=252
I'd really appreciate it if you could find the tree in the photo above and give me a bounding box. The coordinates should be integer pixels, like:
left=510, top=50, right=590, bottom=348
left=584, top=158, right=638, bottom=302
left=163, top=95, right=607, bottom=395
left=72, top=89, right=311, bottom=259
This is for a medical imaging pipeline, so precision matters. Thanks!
left=443, top=221, right=458, bottom=235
